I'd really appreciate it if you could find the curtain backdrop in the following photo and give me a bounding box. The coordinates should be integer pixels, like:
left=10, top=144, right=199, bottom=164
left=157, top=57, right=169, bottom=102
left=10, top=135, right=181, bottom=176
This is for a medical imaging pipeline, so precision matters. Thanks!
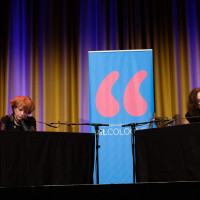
left=0, top=0, right=200, bottom=132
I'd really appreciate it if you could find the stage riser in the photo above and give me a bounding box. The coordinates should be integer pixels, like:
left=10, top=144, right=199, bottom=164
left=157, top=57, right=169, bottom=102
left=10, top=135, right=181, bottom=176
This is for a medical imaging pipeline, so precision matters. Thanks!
left=1, top=182, right=200, bottom=199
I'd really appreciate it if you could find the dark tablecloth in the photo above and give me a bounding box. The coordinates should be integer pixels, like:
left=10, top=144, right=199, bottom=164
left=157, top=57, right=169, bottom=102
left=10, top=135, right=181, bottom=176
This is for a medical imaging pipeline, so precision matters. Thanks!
left=0, top=131, right=95, bottom=186
left=135, top=123, right=200, bottom=182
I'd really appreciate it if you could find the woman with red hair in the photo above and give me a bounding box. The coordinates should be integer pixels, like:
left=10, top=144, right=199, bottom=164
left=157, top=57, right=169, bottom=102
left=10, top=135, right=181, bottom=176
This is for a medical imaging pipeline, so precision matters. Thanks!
left=0, top=96, right=36, bottom=131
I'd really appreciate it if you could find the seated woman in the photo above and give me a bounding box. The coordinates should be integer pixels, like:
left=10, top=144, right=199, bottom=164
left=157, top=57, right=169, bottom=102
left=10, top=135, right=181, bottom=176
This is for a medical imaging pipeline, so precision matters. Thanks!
left=0, top=96, right=36, bottom=131
left=185, top=88, right=200, bottom=124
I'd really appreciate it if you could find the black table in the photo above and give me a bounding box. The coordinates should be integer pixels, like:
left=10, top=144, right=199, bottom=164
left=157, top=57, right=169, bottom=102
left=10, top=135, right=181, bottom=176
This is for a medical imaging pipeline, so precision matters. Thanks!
left=0, top=131, right=95, bottom=186
left=135, top=123, right=200, bottom=182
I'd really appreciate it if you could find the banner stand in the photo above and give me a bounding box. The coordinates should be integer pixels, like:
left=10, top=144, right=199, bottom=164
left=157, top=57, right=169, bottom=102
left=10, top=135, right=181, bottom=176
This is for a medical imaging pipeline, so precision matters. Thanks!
left=89, top=50, right=154, bottom=184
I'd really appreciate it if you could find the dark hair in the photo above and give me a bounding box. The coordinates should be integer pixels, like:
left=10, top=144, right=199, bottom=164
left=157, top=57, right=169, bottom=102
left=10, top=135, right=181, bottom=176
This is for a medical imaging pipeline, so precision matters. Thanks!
left=187, top=88, right=200, bottom=116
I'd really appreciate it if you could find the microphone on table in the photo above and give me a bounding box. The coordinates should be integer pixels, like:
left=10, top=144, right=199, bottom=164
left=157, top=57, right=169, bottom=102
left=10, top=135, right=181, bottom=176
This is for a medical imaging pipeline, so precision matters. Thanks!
left=46, top=123, right=59, bottom=128
left=35, top=121, right=60, bottom=128
left=162, top=119, right=175, bottom=126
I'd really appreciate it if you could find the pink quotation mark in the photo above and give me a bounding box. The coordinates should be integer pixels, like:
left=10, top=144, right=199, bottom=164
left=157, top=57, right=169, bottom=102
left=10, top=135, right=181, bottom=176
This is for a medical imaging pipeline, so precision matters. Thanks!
left=96, top=71, right=120, bottom=117
left=123, top=70, right=147, bottom=116
left=96, top=70, right=147, bottom=117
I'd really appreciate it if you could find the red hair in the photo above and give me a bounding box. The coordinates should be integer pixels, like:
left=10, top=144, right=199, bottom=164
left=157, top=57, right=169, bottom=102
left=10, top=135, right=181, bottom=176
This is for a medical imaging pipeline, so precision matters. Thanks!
left=10, top=96, right=35, bottom=114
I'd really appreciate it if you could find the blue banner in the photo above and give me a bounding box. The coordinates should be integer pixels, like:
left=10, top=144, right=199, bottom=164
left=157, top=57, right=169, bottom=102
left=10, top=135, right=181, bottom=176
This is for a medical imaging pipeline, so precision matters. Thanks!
left=89, top=50, right=154, bottom=184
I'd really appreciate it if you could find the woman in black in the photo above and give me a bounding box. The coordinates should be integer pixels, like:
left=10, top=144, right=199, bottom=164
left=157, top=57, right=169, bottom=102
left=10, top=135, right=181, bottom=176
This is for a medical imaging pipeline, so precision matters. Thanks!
left=0, top=96, right=36, bottom=131
left=185, top=88, right=200, bottom=123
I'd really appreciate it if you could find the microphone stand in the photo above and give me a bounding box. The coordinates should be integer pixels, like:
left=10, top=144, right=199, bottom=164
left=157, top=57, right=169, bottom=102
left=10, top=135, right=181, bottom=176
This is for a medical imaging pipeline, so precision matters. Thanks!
left=122, top=120, right=163, bottom=183
left=91, top=123, right=108, bottom=185
left=49, top=122, right=109, bottom=184
left=122, top=123, right=137, bottom=183
left=48, top=119, right=170, bottom=184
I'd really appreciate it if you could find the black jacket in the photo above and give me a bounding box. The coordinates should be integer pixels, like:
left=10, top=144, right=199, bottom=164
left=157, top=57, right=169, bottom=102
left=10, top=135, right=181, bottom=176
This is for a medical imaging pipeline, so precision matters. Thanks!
left=0, top=114, right=36, bottom=131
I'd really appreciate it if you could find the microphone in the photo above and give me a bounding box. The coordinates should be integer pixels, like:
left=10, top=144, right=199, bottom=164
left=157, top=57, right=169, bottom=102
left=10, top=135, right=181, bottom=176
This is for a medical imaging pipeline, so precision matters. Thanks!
left=163, top=119, right=175, bottom=126
left=36, top=121, right=60, bottom=128
left=122, top=123, right=136, bottom=127
left=46, top=123, right=59, bottom=128
left=21, top=119, right=29, bottom=131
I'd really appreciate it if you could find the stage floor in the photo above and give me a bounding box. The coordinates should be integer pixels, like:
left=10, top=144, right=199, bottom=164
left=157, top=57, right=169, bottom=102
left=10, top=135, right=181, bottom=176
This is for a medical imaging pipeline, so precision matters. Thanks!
left=1, top=181, right=200, bottom=199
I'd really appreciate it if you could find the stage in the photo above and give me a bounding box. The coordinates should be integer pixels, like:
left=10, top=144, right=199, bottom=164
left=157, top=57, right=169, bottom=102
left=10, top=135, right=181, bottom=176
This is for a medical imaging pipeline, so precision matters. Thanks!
left=1, top=181, right=200, bottom=199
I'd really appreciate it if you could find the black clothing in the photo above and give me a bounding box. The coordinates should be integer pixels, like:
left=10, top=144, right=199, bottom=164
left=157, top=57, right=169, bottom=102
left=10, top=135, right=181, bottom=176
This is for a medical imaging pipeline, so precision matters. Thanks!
left=185, top=110, right=200, bottom=123
left=0, top=114, right=36, bottom=131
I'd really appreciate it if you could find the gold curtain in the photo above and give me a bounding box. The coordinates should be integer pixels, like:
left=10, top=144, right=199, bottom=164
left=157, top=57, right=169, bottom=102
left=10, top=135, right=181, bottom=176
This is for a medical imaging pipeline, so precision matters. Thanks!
left=1, top=0, right=199, bottom=132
